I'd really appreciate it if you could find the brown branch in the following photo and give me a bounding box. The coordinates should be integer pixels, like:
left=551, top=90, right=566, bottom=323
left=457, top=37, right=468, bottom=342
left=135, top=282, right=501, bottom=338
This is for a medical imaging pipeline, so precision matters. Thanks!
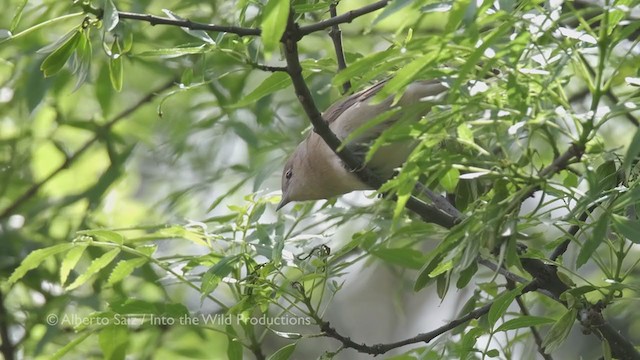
left=78, top=3, right=261, bottom=37
left=328, top=2, right=351, bottom=93
left=80, top=1, right=391, bottom=40
left=116, top=11, right=261, bottom=37
left=0, top=80, right=176, bottom=221
left=298, top=0, right=389, bottom=36
left=550, top=203, right=598, bottom=261
left=507, top=279, right=554, bottom=360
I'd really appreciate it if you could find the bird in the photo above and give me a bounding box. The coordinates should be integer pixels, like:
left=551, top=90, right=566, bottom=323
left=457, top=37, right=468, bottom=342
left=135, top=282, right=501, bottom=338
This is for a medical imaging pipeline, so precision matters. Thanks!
left=277, top=79, right=448, bottom=210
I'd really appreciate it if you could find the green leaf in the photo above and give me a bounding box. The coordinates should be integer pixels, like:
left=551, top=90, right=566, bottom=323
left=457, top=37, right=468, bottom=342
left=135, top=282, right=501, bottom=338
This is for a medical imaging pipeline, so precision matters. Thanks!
left=60, top=245, right=87, bottom=285
left=495, top=316, right=555, bottom=332
left=333, top=49, right=395, bottom=87
left=162, top=9, right=215, bottom=44
left=99, top=325, right=128, bottom=360
left=261, top=0, right=289, bottom=56
left=107, top=258, right=148, bottom=285
left=10, top=0, right=28, bottom=32
left=135, top=45, right=212, bottom=58
left=445, top=0, right=471, bottom=33
left=71, top=30, right=92, bottom=91
left=267, top=343, right=296, bottom=360
left=370, top=247, right=426, bottom=270
left=103, top=0, right=120, bottom=32
left=51, top=332, right=92, bottom=360
left=201, top=255, right=241, bottom=297
left=623, top=129, right=640, bottom=177
left=109, top=40, right=123, bottom=92
left=96, top=64, right=113, bottom=114
left=612, top=214, right=640, bottom=244
left=456, top=262, right=477, bottom=289
left=66, top=248, right=121, bottom=291
left=372, top=52, right=438, bottom=104
left=227, top=335, right=243, bottom=360
left=78, top=229, right=125, bottom=245
left=488, top=285, right=523, bottom=327
left=8, top=243, right=75, bottom=284
left=235, top=72, right=291, bottom=107
left=372, top=0, right=413, bottom=25
left=457, top=123, right=474, bottom=142
left=40, top=29, right=82, bottom=77
left=439, top=167, right=460, bottom=193
left=415, top=228, right=465, bottom=291
left=576, top=215, right=609, bottom=268
left=542, top=308, right=577, bottom=353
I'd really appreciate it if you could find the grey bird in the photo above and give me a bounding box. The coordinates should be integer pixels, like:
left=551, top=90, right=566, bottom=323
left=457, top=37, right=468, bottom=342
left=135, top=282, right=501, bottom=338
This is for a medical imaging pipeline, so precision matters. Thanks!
left=277, top=79, right=448, bottom=210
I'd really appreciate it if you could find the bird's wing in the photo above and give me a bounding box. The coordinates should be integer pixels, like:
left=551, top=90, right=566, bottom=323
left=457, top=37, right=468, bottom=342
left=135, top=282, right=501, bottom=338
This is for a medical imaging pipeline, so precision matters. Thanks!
left=322, top=80, right=389, bottom=124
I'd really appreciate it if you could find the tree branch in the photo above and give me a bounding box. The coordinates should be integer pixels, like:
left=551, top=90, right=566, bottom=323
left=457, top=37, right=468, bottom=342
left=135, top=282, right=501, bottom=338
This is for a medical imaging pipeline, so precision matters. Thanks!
left=0, top=80, right=176, bottom=221
left=328, top=2, right=351, bottom=94
left=298, top=1, right=389, bottom=36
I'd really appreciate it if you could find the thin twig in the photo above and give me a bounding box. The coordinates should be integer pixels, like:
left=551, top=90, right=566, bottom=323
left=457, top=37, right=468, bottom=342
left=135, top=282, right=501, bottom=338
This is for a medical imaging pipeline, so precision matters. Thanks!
left=508, top=279, right=554, bottom=360
left=298, top=0, right=389, bottom=36
left=0, top=80, right=176, bottom=221
left=328, top=2, right=351, bottom=93
left=550, top=203, right=598, bottom=261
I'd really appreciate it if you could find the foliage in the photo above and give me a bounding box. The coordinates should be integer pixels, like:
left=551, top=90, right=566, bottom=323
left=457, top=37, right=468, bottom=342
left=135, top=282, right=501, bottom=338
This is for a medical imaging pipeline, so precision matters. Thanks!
left=1, top=0, right=640, bottom=359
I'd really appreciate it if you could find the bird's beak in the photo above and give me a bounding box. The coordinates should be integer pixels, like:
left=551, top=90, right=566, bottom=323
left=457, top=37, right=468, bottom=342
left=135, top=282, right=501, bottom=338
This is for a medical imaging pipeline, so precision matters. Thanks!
left=276, top=196, right=289, bottom=211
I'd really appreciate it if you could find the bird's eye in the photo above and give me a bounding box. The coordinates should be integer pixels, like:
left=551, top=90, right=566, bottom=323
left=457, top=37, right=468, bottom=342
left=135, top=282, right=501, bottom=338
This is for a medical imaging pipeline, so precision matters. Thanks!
left=285, top=169, right=293, bottom=180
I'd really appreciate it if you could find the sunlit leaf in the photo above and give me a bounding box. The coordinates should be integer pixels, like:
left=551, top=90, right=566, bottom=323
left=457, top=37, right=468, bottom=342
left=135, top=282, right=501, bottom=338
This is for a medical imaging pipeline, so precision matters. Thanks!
left=99, top=325, right=128, bottom=360
left=8, top=243, right=75, bottom=284
left=60, top=245, right=87, bottom=285
left=66, top=248, right=121, bottom=291
left=261, top=0, right=289, bottom=56
left=40, top=29, right=81, bottom=77
left=107, top=258, right=148, bottom=285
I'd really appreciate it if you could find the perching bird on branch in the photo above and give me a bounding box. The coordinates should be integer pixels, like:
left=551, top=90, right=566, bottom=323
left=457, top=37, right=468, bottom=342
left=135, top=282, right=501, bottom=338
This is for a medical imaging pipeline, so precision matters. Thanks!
left=277, top=79, right=448, bottom=210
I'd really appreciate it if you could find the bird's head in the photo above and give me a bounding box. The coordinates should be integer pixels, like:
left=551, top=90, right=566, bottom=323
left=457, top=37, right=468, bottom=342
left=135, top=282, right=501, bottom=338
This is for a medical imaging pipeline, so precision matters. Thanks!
left=277, top=146, right=306, bottom=211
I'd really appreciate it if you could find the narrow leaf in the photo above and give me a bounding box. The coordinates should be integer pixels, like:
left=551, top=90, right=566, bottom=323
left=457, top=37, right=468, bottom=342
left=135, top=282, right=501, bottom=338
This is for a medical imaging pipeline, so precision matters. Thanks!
left=623, top=129, right=640, bottom=177
left=235, top=72, right=291, bottom=107
left=496, top=316, right=555, bottom=332
left=542, top=308, right=577, bottom=353
left=51, top=332, right=92, bottom=360
left=201, top=255, right=240, bottom=297
left=103, top=0, right=120, bottom=32
left=9, top=243, right=75, bottom=284
left=439, top=167, right=460, bottom=193
left=60, top=245, right=88, bottom=285
left=66, top=248, right=121, bottom=291
left=612, top=214, right=640, bottom=244
left=261, top=0, right=289, bottom=56
left=99, top=325, right=128, bottom=360
left=488, top=285, right=523, bottom=327
left=107, top=258, right=148, bottom=285
left=267, top=343, right=297, bottom=360
left=40, top=29, right=82, bottom=77
left=576, top=215, right=609, bottom=268
left=162, top=9, right=215, bottom=44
